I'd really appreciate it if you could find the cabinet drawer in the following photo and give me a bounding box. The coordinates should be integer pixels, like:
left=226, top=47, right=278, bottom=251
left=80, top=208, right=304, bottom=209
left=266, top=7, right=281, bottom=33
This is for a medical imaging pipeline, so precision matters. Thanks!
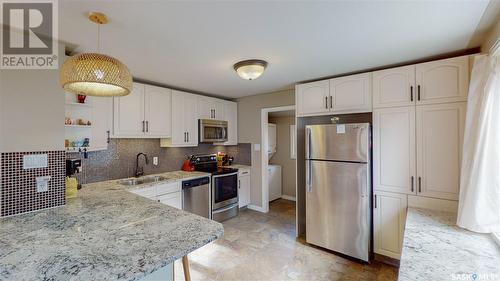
left=158, top=192, right=182, bottom=209
left=130, top=185, right=157, bottom=199
left=156, top=182, right=181, bottom=196
left=238, top=169, right=250, bottom=177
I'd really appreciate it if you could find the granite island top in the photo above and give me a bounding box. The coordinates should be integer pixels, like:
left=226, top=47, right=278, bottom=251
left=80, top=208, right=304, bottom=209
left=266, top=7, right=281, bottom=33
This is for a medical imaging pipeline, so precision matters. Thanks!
left=398, top=208, right=500, bottom=281
left=0, top=170, right=223, bottom=281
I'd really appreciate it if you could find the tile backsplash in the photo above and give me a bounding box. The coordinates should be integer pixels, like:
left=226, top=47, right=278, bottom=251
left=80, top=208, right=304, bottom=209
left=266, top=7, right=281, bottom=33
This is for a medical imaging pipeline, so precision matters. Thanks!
left=0, top=151, right=65, bottom=217
left=67, top=139, right=251, bottom=184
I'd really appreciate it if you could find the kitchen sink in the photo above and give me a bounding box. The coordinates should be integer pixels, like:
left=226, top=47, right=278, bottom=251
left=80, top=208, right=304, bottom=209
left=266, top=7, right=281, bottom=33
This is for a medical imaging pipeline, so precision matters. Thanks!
left=118, top=176, right=168, bottom=186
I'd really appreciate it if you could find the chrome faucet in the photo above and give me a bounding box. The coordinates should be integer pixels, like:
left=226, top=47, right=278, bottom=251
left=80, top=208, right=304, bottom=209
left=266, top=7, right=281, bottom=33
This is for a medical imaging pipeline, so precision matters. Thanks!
left=135, top=153, right=149, bottom=177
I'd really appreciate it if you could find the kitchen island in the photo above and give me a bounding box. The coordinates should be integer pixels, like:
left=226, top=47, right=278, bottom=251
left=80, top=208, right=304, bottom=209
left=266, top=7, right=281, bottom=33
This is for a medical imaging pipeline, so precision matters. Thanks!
left=398, top=208, right=500, bottom=281
left=0, top=171, right=223, bottom=281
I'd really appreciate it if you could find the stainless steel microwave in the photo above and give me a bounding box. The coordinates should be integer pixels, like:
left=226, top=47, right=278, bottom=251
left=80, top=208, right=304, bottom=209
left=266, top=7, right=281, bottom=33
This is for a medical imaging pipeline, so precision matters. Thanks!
left=199, top=119, right=228, bottom=143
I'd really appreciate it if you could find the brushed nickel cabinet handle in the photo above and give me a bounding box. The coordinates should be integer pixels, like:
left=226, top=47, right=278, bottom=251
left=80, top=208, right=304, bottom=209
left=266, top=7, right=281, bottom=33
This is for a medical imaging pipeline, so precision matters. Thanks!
left=417, top=85, right=421, bottom=101
left=329, top=95, right=333, bottom=109
left=374, top=195, right=377, bottom=208
left=325, top=96, right=328, bottom=109
left=418, top=177, right=422, bottom=193
left=142, top=121, right=145, bottom=133
left=146, top=121, right=149, bottom=133
left=410, top=86, right=413, bottom=102
left=411, top=176, right=414, bottom=192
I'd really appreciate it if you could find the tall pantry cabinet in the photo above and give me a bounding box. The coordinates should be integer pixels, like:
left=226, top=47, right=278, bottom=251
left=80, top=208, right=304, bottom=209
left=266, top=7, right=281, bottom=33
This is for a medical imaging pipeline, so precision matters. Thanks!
left=372, top=55, right=469, bottom=259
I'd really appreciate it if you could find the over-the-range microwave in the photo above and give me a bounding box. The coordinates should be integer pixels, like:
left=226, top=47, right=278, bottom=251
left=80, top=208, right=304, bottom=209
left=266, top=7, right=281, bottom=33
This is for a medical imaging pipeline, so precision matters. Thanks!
left=199, top=119, right=228, bottom=143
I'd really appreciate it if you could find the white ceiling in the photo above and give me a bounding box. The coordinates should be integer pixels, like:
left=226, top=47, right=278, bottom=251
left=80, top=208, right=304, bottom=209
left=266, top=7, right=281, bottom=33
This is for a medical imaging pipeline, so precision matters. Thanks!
left=59, top=0, right=493, bottom=99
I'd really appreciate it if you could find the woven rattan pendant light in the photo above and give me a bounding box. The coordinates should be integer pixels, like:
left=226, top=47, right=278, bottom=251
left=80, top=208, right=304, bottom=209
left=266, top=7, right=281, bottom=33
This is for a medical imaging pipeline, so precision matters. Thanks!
left=60, top=12, right=132, bottom=97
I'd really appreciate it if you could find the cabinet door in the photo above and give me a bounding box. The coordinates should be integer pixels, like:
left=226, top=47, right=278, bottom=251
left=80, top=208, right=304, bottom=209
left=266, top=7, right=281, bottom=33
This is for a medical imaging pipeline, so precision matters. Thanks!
left=238, top=175, right=251, bottom=208
left=373, top=191, right=407, bottom=259
left=183, top=93, right=199, bottom=146
left=330, top=73, right=372, bottom=113
left=113, top=83, right=145, bottom=136
left=214, top=101, right=237, bottom=145
left=373, top=107, right=416, bottom=195
left=145, top=85, right=172, bottom=137
left=92, top=96, right=112, bottom=150
left=415, top=56, right=469, bottom=105
left=296, top=80, right=330, bottom=116
left=373, top=66, right=416, bottom=108
left=198, top=97, right=225, bottom=120
left=169, top=90, right=186, bottom=145
left=416, top=102, right=465, bottom=200
left=268, top=166, right=282, bottom=201
left=158, top=192, right=182, bottom=209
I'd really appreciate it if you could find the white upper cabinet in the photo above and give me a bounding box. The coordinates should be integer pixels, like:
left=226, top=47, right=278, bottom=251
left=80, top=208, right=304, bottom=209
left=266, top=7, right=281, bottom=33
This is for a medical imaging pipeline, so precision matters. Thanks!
left=144, top=85, right=172, bottom=137
left=415, top=56, right=469, bottom=105
left=373, top=106, right=416, bottom=195
left=329, top=73, right=372, bottom=113
left=373, top=66, right=416, bottom=108
left=198, top=96, right=224, bottom=120
left=113, top=83, right=171, bottom=138
left=416, top=102, right=466, bottom=200
left=92, top=97, right=113, bottom=151
left=296, top=80, right=330, bottom=116
left=161, top=90, right=198, bottom=147
left=214, top=101, right=238, bottom=146
left=113, top=83, right=145, bottom=137
left=373, top=191, right=407, bottom=259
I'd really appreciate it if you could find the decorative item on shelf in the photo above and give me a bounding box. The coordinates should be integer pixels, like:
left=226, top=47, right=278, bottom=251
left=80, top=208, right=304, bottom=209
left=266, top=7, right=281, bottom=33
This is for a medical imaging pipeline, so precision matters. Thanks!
left=59, top=12, right=132, bottom=97
left=82, top=138, right=90, bottom=147
left=77, top=118, right=89, bottom=126
left=65, top=117, right=73, bottom=125
left=77, top=94, right=87, bottom=104
left=65, top=139, right=70, bottom=147
left=72, top=140, right=84, bottom=148
left=233, top=59, right=268, bottom=80
left=87, top=120, right=92, bottom=126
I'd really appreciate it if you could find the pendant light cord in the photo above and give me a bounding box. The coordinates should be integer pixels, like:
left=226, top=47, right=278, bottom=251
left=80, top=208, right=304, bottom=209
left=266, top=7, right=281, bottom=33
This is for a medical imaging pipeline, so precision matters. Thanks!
left=97, top=23, right=101, bottom=53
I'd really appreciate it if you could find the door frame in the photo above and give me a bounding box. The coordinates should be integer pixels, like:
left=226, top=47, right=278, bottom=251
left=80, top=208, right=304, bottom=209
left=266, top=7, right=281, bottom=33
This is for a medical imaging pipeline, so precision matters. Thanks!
left=260, top=105, right=296, bottom=213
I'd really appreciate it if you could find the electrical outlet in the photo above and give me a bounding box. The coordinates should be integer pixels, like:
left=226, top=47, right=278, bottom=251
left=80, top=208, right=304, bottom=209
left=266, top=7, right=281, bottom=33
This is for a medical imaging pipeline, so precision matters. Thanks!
left=153, top=157, right=158, bottom=166
left=36, top=176, right=51, bottom=192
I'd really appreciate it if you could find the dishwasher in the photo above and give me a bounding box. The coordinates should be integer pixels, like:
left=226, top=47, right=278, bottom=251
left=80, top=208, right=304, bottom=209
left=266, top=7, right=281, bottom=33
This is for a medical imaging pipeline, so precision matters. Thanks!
left=182, top=177, right=211, bottom=219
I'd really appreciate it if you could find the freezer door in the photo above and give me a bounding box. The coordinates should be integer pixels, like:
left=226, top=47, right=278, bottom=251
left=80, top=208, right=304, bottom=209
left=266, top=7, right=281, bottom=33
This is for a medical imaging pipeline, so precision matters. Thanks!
left=306, top=123, right=369, bottom=162
left=306, top=160, right=370, bottom=261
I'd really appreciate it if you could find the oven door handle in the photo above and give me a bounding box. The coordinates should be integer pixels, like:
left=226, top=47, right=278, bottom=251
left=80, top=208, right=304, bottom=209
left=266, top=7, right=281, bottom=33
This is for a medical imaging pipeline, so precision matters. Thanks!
left=212, top=204, right=237, bottom=214
left=212, top=172, right=239, bottom=178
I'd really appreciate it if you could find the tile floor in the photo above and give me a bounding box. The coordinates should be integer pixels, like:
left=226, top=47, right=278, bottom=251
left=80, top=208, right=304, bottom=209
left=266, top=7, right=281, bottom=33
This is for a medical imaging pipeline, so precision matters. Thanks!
left=175, top=199, right=398, bottom=281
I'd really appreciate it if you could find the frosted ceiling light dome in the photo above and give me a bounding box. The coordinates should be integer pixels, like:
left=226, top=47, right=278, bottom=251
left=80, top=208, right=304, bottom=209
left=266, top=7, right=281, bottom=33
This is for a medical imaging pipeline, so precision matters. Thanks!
left=234, top=60, right=268, bottom=80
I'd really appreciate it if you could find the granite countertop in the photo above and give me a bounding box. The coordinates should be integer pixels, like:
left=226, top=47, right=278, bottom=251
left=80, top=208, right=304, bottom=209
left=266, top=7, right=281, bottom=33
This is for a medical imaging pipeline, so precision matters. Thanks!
left=398, top=208, right=500, bottom=281
left=0, top=171, right=223, bottom=281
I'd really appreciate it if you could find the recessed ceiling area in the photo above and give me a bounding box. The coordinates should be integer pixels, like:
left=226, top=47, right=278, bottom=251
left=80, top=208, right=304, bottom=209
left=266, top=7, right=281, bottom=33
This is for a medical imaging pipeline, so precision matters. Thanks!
left=59, top=1, right=494, bottom=99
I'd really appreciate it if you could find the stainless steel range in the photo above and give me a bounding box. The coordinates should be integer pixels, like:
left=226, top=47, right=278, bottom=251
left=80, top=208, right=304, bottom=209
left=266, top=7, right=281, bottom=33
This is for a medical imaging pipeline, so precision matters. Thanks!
left=190, top=154, right=239, bottom=222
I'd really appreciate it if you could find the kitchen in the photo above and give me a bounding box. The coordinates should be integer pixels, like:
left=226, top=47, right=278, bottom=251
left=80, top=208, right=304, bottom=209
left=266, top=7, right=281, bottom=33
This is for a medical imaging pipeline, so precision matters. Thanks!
left=1, top=1, right=500, bottom=281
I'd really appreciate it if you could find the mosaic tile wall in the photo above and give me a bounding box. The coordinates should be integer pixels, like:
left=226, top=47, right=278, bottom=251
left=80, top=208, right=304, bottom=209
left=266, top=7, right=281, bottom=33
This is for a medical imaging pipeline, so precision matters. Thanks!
left=67, top=139, right=251, bottom=184
left=0, top=151, right=65, bottom=217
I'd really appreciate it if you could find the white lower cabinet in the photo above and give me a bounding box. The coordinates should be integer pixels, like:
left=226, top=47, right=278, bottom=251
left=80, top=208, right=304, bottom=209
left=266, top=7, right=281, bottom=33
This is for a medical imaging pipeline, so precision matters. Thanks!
left=238, top=169, right=251, bottom=208
left=129, top=181, right=182, bottom=209
left=373, top=191, right=408, bottom=259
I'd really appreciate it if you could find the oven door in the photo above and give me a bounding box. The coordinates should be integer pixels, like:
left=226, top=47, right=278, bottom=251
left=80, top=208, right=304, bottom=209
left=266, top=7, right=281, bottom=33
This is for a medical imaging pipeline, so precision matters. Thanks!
left=212, top=172, right=238, bottom=209
left=199, top=119, right=228, bottom=143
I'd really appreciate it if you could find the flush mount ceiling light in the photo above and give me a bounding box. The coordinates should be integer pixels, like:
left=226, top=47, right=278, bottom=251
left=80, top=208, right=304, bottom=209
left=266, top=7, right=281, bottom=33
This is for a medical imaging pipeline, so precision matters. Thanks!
left=60, top=12, right=132, bottom=97
left=233, top=59, right=268, bottom=80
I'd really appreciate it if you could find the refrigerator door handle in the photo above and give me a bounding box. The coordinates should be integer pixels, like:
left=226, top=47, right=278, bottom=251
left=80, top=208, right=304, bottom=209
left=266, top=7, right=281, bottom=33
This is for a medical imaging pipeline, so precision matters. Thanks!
left=306, top=160, right=312, bottom=192
left=306, top=127, right=311, bottom=159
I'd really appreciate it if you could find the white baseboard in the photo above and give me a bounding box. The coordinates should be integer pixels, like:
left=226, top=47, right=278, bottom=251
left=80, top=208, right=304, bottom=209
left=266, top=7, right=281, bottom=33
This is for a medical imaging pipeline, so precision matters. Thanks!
left=247, top=204, right=266, bottom=213
left=281, top=195, right=296, bottom=201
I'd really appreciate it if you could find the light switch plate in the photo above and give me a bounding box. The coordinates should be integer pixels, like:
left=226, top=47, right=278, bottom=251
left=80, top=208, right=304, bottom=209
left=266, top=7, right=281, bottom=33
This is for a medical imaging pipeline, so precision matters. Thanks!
left=23, top=154, right=48, bottom=169
left=153, top=157, right=158, bottom=166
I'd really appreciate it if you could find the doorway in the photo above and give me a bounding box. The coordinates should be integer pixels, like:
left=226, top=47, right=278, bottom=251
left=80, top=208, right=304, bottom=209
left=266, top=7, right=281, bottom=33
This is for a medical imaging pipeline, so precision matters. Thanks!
left=260, top=105, right=296, bottom=217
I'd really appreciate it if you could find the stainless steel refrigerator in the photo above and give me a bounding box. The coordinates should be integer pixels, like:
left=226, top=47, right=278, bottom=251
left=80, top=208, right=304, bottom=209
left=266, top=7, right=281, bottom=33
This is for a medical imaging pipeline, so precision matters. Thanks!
left=305, top=123, right=371, bottom=262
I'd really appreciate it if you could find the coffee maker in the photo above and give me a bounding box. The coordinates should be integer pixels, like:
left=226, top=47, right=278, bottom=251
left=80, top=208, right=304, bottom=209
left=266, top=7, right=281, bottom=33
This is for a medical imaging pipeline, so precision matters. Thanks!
left=66, top=159, right=82, bottom=196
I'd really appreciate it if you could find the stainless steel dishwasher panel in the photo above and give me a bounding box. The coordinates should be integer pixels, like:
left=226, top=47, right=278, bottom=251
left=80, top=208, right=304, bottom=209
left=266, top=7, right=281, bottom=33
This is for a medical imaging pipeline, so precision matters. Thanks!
left=182, top=177, right=211, bottom=219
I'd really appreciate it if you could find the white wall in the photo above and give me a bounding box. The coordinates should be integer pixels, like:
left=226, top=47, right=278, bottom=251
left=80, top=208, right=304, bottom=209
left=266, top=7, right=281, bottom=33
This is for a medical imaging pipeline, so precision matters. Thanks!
left=0, top=43, right=65, bottom=152
left=269, top=116, right=296, bottom=199
left=236, top=89, right=295, bottom=208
